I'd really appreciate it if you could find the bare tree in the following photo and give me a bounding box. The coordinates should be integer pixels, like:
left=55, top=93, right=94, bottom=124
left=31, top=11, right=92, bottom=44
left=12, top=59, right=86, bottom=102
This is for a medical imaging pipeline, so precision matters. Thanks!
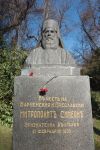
left=0, top=0, right=72, bottom=49
left=0, top=0, right=37, bottom=33
left=79, top=0, right=100, bottom=49
left=72, top=0, right=100, bottom=65
left=0, top=0, right=44, bottom=47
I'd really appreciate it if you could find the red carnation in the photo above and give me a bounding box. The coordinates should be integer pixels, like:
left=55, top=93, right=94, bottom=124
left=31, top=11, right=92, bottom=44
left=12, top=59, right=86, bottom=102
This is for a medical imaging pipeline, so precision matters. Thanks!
left=39, top=87, right=48, bottom=96
left=29, top=72, right=33, bottom=76
left=39, top=88, right=48, bottom=92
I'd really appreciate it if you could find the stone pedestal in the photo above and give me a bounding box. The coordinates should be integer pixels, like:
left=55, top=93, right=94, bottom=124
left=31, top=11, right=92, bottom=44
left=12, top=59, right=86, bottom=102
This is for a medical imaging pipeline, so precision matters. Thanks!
left=21, top=65, right=80, bottom=76
left=13, top=75, right=94, bottom=150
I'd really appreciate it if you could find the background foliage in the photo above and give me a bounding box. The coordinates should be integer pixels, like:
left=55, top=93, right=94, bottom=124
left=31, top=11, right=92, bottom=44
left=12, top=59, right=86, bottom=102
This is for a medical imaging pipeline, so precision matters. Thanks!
left=0, top=45, right=27, bottom=126
left=82, top=48, right=100, bottom=91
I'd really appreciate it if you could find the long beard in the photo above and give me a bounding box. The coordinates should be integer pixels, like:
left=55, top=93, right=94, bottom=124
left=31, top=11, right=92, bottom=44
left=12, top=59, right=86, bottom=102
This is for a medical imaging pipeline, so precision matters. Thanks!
left=42, top=38, right=59, bottom=49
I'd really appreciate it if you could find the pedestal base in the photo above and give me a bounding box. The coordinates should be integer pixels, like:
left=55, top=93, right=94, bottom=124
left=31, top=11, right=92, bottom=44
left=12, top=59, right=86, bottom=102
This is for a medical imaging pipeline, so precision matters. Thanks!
left=13, top=75, right=94, bottom=150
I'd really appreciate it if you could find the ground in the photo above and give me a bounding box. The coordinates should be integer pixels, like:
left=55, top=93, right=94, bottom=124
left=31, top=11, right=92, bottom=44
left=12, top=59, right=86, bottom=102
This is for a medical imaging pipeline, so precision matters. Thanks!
left=94, top=118, right=100, bottom=150
left=0, top=125, right=12, bottom=150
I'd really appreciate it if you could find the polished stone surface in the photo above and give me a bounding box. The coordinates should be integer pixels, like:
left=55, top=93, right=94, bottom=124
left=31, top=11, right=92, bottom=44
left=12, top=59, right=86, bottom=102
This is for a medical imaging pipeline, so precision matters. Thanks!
left=13, top=76, right=94, bottom=150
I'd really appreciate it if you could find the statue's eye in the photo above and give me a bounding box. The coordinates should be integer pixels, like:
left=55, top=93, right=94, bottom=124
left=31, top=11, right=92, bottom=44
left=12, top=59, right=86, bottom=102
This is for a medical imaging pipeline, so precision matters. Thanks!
left=45, top=30, right=55, bottom=33
left=45, top=30, right=49, bottom=33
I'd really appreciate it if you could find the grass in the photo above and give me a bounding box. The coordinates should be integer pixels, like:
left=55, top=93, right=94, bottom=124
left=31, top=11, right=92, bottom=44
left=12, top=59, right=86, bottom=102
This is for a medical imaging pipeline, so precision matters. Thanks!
left=92, top=91, right=100, bottom=149
left=0, top=125, right=12, bottom=150
left=94, top=118, right=100, bottom=150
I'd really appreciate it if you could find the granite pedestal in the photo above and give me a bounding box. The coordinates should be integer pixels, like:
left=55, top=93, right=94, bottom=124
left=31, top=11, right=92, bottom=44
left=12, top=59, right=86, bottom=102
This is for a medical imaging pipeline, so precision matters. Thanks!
left=21, top=65, right=80, bottom=76
left=13, top=75, right=94, bottom=150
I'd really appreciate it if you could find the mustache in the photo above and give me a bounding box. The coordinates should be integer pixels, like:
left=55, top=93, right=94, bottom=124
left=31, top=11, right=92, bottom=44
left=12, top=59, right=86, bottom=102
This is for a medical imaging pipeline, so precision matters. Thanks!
left=46, top=37, right=54, bottom=40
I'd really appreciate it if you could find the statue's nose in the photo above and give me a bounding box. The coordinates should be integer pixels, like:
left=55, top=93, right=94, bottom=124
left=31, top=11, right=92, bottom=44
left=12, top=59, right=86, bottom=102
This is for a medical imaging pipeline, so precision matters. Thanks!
left=47, top=31, right=51, bottom=36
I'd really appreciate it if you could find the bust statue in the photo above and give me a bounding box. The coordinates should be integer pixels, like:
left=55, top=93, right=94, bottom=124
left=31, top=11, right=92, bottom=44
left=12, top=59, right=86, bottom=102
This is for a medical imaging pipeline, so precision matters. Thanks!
left=25, top=19, right=76, bottom=67
left=23, top=19, right=80, bottom=76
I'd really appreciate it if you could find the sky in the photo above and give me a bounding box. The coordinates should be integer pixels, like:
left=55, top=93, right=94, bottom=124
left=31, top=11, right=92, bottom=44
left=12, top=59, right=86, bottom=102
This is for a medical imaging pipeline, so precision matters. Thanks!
left=62, top=0, right=81, bottom=52
left=20, top=0, right=82, bottom=51
left=3, top=0, right=84, bottom=52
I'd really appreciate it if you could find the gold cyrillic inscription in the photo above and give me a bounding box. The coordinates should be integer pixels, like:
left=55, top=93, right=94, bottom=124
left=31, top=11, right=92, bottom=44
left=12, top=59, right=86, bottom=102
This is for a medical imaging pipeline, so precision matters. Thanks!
left=20, top=110, right=57, bottom=119
left=18, top=96, right=85, bottom=135
left=60, top=111, right=83, bottom=118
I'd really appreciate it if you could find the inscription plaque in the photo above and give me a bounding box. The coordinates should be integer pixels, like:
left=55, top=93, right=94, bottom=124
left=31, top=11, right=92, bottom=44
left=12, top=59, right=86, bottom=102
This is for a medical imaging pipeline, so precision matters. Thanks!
left=13, top=76, right=94, bottom=150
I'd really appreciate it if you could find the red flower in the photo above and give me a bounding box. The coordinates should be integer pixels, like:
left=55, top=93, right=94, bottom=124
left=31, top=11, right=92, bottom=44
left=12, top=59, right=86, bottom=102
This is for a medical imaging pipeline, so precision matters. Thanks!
left=39, top=88, right=48, bottom=96
left=39, top=88, right=48, bottom=92
left=29, top=72, right=33, bottom=76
